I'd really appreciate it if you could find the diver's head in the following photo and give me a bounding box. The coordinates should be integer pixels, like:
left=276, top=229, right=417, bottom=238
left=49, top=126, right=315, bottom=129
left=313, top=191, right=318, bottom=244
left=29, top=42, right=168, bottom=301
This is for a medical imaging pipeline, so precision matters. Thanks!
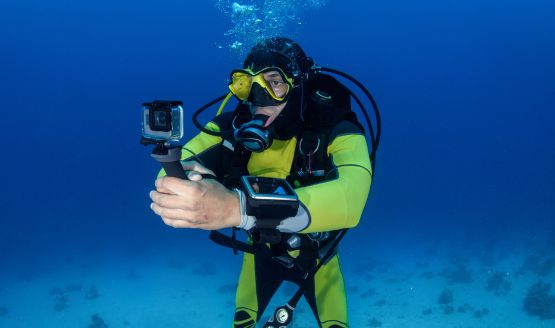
left=243, top=37, right=314, bottom=86
left=229, top=37, right=313, bottom=107
left=229, top=37, right=314, bottom=147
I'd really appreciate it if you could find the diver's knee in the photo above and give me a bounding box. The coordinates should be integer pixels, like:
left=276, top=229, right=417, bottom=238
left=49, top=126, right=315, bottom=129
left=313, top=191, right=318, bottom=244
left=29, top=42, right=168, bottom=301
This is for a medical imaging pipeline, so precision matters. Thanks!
left=233, top=309, right=257, bottom=328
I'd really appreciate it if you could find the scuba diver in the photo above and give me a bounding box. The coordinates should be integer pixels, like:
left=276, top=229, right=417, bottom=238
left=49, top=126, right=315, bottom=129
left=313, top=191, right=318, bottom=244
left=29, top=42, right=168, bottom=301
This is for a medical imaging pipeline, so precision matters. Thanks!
left=148, top=37, right=381, bottom=328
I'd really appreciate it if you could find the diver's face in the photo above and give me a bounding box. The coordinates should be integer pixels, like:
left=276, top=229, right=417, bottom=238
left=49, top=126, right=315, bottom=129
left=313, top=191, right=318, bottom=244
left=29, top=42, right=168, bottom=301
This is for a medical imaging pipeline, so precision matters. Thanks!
left=263, top=70, right=289, bottom=98
left=250, top=70, right=288, bottom=127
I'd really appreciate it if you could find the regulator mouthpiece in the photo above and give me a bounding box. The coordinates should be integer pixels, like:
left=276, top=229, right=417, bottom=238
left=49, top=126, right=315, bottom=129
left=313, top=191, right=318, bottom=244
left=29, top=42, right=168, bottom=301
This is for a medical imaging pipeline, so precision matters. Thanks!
left=234, top=114, right=273, bottom=152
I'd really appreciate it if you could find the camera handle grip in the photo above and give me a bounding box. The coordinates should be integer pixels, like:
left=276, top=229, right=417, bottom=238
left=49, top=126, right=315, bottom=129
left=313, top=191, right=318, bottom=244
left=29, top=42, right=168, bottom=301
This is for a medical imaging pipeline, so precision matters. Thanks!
left=151, top=146, right=188, bottom=180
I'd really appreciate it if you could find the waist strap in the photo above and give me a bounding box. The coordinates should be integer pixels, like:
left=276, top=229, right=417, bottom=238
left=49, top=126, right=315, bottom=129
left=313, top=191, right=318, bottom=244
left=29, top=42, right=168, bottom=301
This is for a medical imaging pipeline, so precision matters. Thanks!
left=209, top=230, right=255, bottom=254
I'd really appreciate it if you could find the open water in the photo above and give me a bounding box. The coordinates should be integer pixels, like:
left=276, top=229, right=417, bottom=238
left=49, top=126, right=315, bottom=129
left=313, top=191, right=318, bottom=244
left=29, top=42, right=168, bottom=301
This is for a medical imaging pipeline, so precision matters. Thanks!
left=0, top=1, right=554, bottom=327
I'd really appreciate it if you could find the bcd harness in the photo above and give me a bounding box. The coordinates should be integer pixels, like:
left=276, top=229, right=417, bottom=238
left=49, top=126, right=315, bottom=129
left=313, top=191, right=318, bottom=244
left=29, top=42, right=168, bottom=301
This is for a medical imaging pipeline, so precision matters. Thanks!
left=188, top=68, right=381, bottom=326
left=208, top=73, right=365, bottom=273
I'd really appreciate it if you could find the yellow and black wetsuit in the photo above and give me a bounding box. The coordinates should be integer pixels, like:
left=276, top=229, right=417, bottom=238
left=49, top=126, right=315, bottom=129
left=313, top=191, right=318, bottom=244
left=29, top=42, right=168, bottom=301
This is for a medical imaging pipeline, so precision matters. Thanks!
left=172, top=111, right=371, bottom=328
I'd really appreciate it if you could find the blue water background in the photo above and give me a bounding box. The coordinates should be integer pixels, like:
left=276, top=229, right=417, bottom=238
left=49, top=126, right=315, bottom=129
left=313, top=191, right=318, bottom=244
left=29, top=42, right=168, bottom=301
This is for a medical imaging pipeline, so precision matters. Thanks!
left=1, top=0, right=554, bottom=280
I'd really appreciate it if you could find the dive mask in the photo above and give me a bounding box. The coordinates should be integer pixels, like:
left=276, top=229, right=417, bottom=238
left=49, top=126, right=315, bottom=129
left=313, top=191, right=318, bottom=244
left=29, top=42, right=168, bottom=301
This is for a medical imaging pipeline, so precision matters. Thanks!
left=228, top=67, right=294, bottom=106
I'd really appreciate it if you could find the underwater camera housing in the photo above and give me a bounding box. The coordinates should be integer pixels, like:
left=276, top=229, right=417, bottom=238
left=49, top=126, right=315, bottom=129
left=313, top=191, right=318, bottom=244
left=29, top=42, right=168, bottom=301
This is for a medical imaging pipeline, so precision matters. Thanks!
left=141, top=100, right=184, bottom=144
left=141, top=100, right=187, bottom=180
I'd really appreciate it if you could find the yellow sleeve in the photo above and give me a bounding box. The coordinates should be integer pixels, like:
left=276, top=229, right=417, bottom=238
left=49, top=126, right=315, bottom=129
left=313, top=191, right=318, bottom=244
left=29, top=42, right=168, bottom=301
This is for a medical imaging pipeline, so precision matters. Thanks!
left=296, top=134, right=372, bottom=233
left=157, top=121, right=222, bottom=178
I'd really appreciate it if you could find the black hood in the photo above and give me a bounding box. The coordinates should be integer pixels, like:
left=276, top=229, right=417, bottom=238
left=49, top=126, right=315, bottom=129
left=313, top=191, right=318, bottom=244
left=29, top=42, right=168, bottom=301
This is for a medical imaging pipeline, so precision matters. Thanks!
left=243, top=37, right=313, bottom=84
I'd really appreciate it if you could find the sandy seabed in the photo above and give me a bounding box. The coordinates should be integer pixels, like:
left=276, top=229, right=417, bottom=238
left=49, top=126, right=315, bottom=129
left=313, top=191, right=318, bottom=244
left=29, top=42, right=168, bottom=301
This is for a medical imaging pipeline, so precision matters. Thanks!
left=1, top=241, right=554, bottom=328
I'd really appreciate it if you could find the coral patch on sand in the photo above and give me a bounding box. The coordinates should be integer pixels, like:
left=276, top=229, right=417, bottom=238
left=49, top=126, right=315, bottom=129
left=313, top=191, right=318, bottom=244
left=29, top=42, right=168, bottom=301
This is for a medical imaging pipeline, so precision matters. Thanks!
left=523, top=280, right=555, bottom=320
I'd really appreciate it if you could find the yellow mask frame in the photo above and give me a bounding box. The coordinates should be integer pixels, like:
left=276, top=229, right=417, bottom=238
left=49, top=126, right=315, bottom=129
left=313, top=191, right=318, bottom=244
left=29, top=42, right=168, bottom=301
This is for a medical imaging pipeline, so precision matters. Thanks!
left=228, top=67, right=295, bottom=102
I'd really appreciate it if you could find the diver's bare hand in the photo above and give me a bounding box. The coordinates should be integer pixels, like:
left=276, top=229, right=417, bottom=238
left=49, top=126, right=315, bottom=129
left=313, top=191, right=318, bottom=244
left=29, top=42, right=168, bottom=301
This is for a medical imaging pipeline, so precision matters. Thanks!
left=180, top=161, right=215, bottom=181
left=149, top=162, right=240, bottom=230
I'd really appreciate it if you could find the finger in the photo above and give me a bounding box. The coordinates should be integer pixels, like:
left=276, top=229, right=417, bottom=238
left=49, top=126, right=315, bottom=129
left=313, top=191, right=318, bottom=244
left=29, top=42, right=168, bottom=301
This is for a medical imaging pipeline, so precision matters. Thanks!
left=151, top=202, right=204, bottom=224
left=186, top=171, right=203, bottom=181
left=154, top=177, right=173, bottom=194
left=151, top=203, right=213, bottom=230
left=150, top=190, right=194, bottom=210
left=181, top=161, right=216, bottom=176
left=155, top=176, right=197, bottom=196
left=160, top=216, right=200, bottom=229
